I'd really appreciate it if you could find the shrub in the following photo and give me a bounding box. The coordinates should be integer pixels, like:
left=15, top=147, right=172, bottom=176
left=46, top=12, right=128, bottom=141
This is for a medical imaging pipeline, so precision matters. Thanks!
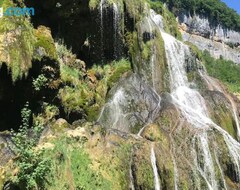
left=32, top=74, right=48, bottom=91
left=10, top=102, right=51, bottom=190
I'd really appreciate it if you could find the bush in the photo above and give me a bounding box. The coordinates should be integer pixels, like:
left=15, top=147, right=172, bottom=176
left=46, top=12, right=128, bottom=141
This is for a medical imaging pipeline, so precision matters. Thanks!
left=32, top=74, right=48, bottom=91
left=10, top=102, right=51, bottom=190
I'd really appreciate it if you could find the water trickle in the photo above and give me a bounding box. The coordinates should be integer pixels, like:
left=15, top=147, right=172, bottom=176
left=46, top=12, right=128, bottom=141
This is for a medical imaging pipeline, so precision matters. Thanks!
left=112, top=2, right=123, bottom=59
left=129, top=150, right=135, bottom=190
left=214, top=150, right=228, bottom=189
left=151, top=144, right=161, bottom=190
left=99, top=0, right=106, bottom=61
left=200, top=71, right=240, bottom=140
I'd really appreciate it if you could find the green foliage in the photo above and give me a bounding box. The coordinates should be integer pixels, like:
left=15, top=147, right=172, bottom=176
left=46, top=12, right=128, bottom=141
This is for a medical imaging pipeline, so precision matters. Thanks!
left=32, top=74, right=48, bottom=91
left=10, top=102, right=50, bottom=190
left=0, top=0, right=35, bottom=82
left=149, top=0, right=182, bottom=39
left=34, top=26, right=57, bottom=60
left=33, top=103, right=59, bottom=127
left=60, top=64, right=83, bottom=86
left=46, top=137, right=111, bottom=190
left=58, top=55, right=131, bottom=120
left=157, top=0, right=240, bottom=31
left=202, top=50, right=240, bottom=93
left=107, top=59, right=131, bottom=88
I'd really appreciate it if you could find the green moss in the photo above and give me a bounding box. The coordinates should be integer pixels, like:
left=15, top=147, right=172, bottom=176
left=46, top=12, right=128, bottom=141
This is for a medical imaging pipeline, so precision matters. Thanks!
left=59, top=85, right=95, bottom=114
left=185, top=41, right=203, bottom=61
left=86, top=104, right=101, bottom=121
left=60, top=64, right=82, bottom=86
left=34, top=26, right=57, bottom=60
left=107, top=59, right=131, bottom=88
left=46, top=137, right=111, bottom=190
left=124, top=0, right=146, bottom=21
left=89, top=0, right=100, bottom=9
left=148, top=0, right=182, bottom=40
left=134, top=146, right=155, bottom=189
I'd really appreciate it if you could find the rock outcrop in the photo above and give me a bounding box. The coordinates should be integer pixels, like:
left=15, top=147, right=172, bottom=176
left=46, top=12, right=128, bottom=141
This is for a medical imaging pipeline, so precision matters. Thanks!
left=178, top=14, right=240, bottom=64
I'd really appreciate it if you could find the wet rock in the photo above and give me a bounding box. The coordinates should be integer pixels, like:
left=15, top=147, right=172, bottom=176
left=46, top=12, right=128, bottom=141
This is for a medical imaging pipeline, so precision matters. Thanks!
left=98, top=73, right=161, bottom=133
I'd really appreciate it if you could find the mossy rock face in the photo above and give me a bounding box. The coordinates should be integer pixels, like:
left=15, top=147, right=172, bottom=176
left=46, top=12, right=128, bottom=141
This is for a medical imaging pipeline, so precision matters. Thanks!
left=132, top=143, right=155, bottom=189
left=204, top=91, right=237, bottom=139
left=34, top=26, right=57, bottom=60
left=51, top=118, right=70, bottom=132
left=142, top=124, right=165, bottom=142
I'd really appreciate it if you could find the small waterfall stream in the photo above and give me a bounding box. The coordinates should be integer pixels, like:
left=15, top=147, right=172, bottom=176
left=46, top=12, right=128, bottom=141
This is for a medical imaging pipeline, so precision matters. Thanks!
left=151, top=144, right=161, bottom=190
left=200, top=71, right=240, bottom=140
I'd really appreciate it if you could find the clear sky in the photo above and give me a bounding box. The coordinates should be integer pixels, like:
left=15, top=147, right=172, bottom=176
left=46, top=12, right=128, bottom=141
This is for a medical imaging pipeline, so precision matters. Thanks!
left=221, top=0, right=240, bottom=14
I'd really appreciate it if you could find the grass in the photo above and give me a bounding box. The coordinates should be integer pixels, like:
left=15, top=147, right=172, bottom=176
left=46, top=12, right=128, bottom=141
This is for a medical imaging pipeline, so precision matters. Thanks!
left=58, top=52, right=131, bottom=120
left=45, top=137, right=111, bottom=190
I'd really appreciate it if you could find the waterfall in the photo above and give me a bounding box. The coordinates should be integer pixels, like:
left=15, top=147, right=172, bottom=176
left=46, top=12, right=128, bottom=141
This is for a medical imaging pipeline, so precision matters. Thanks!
left=159, top=28, right=240, bottom=188
left=112, top=2, right=123, bottom=59
left=97, top=7, right=240, bottom=188
left=151, top=144, right=161, bottom=190
left=97, top=88, right=129, bottom=132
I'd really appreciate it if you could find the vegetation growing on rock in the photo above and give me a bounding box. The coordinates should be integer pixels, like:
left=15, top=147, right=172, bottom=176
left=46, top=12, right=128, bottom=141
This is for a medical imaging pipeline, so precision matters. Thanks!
left=158, top=0, right=240, bottom=31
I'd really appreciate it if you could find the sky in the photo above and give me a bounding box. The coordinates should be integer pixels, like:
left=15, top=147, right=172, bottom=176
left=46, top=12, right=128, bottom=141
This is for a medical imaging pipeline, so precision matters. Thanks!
left=221, top=0, right=240, bottom=14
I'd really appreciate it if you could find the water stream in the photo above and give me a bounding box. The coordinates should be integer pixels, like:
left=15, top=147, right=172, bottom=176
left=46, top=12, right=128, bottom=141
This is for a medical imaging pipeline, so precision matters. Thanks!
left=151, top=144, right=161, bottom=190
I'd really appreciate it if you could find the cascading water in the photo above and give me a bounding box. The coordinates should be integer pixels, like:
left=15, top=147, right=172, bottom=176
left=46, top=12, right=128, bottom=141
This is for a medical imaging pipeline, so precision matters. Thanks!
left=97, top=4, right=240, bottom=188
left=158, top=24, right=240, bottom=188
left=151, top=144, right=161, bottom=190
